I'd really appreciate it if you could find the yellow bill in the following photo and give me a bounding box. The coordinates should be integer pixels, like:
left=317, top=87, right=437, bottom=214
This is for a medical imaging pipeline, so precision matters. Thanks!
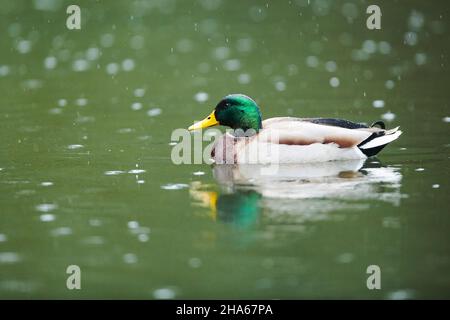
left=188, top=110, right=219, bottom=131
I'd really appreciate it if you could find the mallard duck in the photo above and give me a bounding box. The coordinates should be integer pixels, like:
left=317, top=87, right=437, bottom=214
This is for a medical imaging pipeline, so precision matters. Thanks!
left=188, top=94, right=402, bottom=164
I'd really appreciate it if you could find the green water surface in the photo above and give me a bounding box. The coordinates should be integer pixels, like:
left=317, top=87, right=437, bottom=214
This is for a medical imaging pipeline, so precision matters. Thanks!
left=0, top=0, right=449, bottom=299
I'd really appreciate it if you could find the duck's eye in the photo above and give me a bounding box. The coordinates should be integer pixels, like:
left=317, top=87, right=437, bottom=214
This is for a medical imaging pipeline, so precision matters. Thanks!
left=207, top=116, right=211, bottom=119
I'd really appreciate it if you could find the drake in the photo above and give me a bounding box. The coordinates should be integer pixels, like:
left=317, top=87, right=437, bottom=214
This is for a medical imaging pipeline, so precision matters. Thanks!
left=188, top=94, right=402, bottom=164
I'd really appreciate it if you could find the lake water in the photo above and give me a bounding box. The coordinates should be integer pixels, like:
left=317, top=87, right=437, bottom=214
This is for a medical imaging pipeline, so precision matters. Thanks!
left=0, top=0, right=449, bottom=298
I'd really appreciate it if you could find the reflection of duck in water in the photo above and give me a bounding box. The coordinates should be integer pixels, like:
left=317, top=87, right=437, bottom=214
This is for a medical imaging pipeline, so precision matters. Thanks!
left=188, top=94, right=402, bottom=164
left=190, top=160, right=403, bottom=226
left=216, top=191, right=261, bottom=229
left=190, top=182, right=261, bottom=228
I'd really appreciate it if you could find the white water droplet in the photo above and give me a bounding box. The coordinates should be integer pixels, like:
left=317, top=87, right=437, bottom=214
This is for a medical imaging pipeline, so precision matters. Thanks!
left=385, top=80, right=395, bottom=90
left=104, top=170, right=125, bottom=176
left=89, top=219, right=102, bottom=226
left=106, top=63, right=119, bottom=75
left=86, top=47, right=100, bottom=60
left=44, top=56, right=57, bottom=69
left=40, top=214, right=55, bottom=222
left=36, top=203, right=57, bottom=212
left=138, top=234, right=149, bottom=242
left=325, top=61, right=337, bottom=72
left=194, top=92, right=209, bottom=103
left=0, top=65, right=10, bottom=77
left=329, top=77, right=340, bottom=87
left=387, top=289, right=414, bottom=300
left=372, top=100, right=385, bottom=108
left=128, top=221, right=139, bottom=229
left=275, top=81, right=286, bottom=91
left=134, top=88, right=145, bottom=97
left=161, top=183, right=189, bottom=190
left=100, top=33, right=115, bottom=47
left=75, top=98, right=88, bottom=107
left=67, top=144, right=84, bottom=150
left=147, top=108, right=162, bottom=117
left=128, top=169, right=145, bottom=174
left=381, top=112, right=396, bottom=122
left=306, top=56, right=319, bottom=68
left=223, top=59, right=241, bottom=71
left=0, top=252, right=21, bottom=264
left=123, top=253, right=138, bottom=264
left=188, top=257, right=202, bottom=268
left=72, top=59, right=89, bottom=72
left=153, top=288, right=176, bottom=299
left=122, top=59, right=135, bottom=71
left=58, top=99, right=67, bottom=107
left=17, top=40, right=32, bottom=54
left=238, top=73, right=251, bottom=84
left=51, top=227, right=72, bottom=237
left=131, top=102, right=143, bottom=111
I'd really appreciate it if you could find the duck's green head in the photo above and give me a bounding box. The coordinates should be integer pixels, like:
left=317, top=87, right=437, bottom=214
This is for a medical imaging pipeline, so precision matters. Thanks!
left=188, top=94, right=263, bottom=133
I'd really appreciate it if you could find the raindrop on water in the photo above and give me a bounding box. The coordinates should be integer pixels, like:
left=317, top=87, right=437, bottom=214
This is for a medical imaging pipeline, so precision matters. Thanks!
left=72, top=59, right=89, bottom=72
left=131, top=102, right=143, bottom=111
left=100, top=33, right=115, bottom=47
left=372, top=100, right=385, bottom=108
left=0, top=65, right=10, bottom=77
left=223, top=59, right=241, bottom=71
left=36, top=203, right=57, bottom=212
left=147, top=108, right=162, bottom=117
left=51, top=227, right=72, bottom=237
left=325, top=61, right=337, bottom=72
left=122, top=59, right=135, bottom=71
left=123, top=253, right=138, bottom=264
left=153, top=288, right=176, bottom=299
left=0, top=252, right=21, bottom=264
left=128, top=221, right=139, bottom=229
left=106, top=63, right=119, bottom=75
left=161, top=184, right=189, bottom=190
left=67, top=144, right=84, bottom=150
left=329, top=77, right=340, bottom=88
left=44, top=56, right=57, bottom=69
left=381, top=111, right=396, bottom=122
left=188, top=257, right=202, bottom=268
left=194, top=92, right=209, bottom=103
left=134, top=88, right=145, bottom=97
left=75, top=98, right=88, bottom=107
left=238, top=73, right=251, bottom=84
left=39, top=214, right=55, bottom=222
left=104, top=170, right=125, bottom=176
left=86, top=47, right=100, bottom=60
left=17, top=40, right=32, bottom=54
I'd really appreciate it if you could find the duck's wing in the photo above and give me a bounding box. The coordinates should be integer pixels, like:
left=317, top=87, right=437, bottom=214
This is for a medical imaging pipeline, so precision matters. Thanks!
left=260, top=119, right=372, bottom=148
left=260, top=117, right=402, bottom=154
left=263, top=117, right=372, bottom=129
